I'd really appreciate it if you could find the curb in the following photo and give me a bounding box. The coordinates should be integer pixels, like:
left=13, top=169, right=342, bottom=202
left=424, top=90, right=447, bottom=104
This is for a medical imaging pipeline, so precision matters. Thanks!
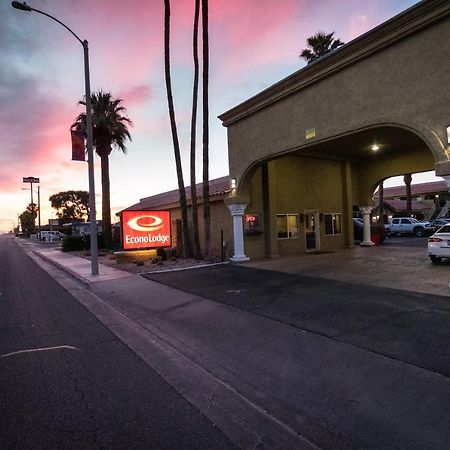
left=33, top=250, right=91, bottom=288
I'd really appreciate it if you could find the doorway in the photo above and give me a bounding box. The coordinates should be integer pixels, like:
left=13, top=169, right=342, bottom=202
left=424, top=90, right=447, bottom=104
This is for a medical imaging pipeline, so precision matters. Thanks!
left=304, top=209, right=320, bottom=253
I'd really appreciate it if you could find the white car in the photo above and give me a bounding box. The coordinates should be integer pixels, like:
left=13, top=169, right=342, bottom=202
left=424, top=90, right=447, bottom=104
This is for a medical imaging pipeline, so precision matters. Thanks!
left=427, top=224, right=450, bottom=263
left=40, top=230, right=65, bottom=242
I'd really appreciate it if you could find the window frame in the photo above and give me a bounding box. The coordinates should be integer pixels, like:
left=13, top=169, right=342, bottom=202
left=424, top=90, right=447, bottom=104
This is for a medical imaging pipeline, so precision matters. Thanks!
left=276, top=213, right=299, bottom=240
left=324, top=213, right=342, bottom=236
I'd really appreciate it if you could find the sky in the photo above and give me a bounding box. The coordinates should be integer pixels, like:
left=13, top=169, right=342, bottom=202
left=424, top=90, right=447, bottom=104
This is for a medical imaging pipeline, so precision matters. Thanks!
left=1, top=0, right=438, bottom=233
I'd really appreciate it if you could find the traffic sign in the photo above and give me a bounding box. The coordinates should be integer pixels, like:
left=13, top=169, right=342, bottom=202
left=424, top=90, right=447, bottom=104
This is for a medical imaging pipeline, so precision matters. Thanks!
left=23, top=177, right=40, bottom=183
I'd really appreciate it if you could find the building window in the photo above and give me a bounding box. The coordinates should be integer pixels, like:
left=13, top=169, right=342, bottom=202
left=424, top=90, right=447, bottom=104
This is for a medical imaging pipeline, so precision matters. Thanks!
left=324, top=213, right=342, bottom=235
left=277, top=214, right=299, bottom=239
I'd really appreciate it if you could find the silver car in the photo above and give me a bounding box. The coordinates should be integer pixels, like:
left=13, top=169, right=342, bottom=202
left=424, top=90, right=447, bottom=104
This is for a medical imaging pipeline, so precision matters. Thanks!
left=428, top=224, right=450, bottom=263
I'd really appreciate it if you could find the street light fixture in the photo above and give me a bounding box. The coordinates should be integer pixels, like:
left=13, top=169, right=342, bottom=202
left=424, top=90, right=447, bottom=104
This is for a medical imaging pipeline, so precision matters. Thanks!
left=12, top=1, right=98, bottom=275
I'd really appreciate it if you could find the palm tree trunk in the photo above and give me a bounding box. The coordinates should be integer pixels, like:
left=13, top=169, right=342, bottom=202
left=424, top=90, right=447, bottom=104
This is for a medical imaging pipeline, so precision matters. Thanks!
left=202, top=0, right=211, bottom=260
left=404, top=173, right=412, bottom=216
left=378, top=181, right=384, bottom=225
left=164, top=0, right=191, bottom=258
left=100, top=154, right=112, bottom=249
left=190, top=0, right=201, bottom=259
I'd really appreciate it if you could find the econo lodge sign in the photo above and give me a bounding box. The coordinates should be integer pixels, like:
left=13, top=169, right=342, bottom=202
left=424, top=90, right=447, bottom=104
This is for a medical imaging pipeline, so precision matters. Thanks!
left=122, top=210, right=171, bottom=250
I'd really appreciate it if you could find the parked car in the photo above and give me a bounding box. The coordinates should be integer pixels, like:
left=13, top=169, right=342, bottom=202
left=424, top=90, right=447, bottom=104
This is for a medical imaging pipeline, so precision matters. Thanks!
left=39, top=230, right=65, bottom=241
left=430, top=218, right=450, bottom=228
left=427, top=224, right=450, bottom=263
left=388, top=217, right=435, bottom=237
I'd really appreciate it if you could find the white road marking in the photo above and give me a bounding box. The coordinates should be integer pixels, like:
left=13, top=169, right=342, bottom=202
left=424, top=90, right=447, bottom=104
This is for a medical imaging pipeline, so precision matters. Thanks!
left=1, top=345, right=79, bottom=358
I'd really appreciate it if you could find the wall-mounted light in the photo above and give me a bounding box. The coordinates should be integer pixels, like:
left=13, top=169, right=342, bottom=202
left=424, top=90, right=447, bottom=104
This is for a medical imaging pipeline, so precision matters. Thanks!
left=231, top=178, right=236, bottom=189
left=446, top=125, right=450, bottom=145
left=371, top=144, right=380, bottom=152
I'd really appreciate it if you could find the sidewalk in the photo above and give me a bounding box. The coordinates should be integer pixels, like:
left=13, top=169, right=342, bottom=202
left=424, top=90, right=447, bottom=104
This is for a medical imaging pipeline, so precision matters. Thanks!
left=30, top=242, right=450, bottom=449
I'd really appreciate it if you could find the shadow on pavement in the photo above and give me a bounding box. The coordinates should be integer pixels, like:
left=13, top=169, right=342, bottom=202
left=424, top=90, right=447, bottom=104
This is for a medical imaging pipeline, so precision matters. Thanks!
left=143, top=265, right=450, bottom=378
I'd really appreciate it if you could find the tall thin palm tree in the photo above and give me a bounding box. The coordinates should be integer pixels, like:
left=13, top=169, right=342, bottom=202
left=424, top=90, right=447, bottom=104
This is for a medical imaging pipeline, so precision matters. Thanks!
left=72, top=91, right=132, bottom=249
left=190, top=0, right=201, bottom=259
left=164, top=0, right=191, bottom=258
left=299, top=31, right=344, bottom=64
left=202, top=0, right=211, bottom=260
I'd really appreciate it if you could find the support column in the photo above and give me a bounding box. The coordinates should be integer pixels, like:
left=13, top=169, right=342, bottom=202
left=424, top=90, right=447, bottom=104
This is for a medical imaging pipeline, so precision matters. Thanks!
left=404, top=174, right=412, bottom=217
left=262, top=161, right=279, bottom=258
left=341, top=161, right=355, bottom=249
left=227, top=203, right=250, bottom=263
left=359, top=206, right=374, bottom=246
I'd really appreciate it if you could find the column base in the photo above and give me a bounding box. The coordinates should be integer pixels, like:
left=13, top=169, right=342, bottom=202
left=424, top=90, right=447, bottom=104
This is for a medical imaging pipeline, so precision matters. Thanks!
left=360, top=241, right=375, bottom=246
left=230, top=255, right=250, bottom=263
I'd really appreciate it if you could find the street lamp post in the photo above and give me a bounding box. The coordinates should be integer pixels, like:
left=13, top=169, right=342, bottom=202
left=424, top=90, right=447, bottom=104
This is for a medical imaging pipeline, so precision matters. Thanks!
left=22, top=186, right=41, bottom=240
left=12, top=1, right=98, bottom=275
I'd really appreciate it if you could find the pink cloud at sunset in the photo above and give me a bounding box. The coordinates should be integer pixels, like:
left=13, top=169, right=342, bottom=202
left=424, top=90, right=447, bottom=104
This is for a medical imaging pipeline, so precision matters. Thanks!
left=0, top=0, right=421, bottom=232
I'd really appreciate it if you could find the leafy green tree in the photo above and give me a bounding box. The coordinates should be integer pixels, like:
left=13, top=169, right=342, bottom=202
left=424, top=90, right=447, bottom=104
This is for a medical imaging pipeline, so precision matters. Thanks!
left=300, top=31, right=344, bottom=64
left=49, top=190, right=89, bottom=224
left=71, top=91, right=132, bottom=249
left=19, top=203, right=37, bottom=236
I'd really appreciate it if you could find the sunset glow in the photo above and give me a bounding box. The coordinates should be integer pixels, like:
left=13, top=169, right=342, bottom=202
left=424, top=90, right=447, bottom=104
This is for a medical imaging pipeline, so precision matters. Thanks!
left=1, top=0, right=420, bottom=232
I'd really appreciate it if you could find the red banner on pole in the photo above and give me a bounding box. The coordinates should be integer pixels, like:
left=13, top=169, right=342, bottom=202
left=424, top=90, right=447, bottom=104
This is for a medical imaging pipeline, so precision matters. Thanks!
left=71, top=130, right=86, bottom=161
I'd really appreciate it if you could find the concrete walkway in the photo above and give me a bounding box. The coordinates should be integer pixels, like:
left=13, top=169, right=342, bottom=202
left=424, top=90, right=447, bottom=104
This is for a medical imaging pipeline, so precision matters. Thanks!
left=22, top=238, right=450, bottom=449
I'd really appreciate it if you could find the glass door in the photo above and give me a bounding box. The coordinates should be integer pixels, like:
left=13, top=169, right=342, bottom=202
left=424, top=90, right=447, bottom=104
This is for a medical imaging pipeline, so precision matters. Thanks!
left=304, top=209, right=320, bottom=253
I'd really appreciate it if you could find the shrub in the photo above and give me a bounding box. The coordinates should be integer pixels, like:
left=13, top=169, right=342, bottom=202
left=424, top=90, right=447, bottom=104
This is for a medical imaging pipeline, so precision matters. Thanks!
left=156, top=247, right=167, bottom=261
left=62, top=235, right=89, bottom=252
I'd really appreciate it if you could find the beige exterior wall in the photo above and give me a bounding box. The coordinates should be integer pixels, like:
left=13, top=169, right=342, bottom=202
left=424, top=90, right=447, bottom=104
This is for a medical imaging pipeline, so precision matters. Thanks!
left=165, top=200, right=232, bottom=259
left=243, top=156, right=351, bottom=259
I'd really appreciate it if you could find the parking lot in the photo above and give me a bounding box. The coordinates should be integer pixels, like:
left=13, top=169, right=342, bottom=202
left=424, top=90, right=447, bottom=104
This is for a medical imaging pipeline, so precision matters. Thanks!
left=246, top=236, right=450, bottom=297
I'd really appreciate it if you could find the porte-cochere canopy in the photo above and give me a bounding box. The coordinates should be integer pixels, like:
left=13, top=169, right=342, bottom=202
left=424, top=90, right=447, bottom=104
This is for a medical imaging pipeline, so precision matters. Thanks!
left=219, top=0, right=450, bottom=261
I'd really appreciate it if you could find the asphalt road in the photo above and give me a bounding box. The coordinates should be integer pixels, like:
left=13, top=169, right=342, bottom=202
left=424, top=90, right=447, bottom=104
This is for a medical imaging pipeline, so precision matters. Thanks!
left=143, top=263, right=450, bottom=378
left=0, top=235, right=235, bottom=450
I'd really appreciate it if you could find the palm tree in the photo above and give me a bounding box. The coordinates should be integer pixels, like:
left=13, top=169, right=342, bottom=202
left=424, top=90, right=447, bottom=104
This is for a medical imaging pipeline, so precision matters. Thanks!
left=164, top=0, right=191, bottom=258
left=202, top=0, right=211, bottom=260
left=190, top=0, right=202, bottom=259
left=72, top=91, right=132, bottom=249
left=299, top=31, right=344, bottom=64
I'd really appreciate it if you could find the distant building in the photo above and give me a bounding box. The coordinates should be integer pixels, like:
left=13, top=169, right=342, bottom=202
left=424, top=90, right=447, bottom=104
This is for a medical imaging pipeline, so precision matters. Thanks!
left=372, top=180, right=450, bottom=220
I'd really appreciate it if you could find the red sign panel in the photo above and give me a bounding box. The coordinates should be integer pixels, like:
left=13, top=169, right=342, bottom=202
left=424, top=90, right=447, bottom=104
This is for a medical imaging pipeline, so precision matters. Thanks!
left=122, top=210, right=171, bottom=250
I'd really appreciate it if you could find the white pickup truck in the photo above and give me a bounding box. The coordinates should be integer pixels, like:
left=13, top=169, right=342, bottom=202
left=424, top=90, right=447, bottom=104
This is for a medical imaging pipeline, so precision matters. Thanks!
left=388, top=217, right=435, bottom=237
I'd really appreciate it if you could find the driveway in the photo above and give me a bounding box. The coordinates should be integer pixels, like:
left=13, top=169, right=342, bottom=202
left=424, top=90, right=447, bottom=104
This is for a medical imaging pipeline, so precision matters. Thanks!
left=247, top=236, right=450, bottom=297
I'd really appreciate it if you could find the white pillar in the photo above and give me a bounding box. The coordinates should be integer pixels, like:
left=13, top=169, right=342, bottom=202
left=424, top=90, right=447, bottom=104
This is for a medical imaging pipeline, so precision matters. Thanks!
left=359, top=206, right=374, bottom=246
left=227, top=203, right=249, bottom=263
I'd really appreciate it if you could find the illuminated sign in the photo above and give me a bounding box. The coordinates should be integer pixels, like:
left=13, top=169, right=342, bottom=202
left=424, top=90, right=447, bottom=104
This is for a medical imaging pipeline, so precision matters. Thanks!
left=121, top=210, right=171, bottom=250
left=244, top=214, right=261, bottom=233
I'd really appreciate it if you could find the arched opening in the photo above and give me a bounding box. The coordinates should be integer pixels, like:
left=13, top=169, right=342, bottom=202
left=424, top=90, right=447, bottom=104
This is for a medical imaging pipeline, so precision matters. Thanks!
left=231, top=125, right=445, bottom=260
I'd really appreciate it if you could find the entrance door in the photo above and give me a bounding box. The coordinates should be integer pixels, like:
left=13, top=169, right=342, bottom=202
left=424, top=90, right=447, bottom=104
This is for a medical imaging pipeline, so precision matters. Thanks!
left=304, top=209, right=320, bottom=253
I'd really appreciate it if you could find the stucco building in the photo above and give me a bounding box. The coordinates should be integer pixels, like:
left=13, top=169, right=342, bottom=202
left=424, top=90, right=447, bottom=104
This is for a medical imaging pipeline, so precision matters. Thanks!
left=219, top=0, right=450, bottom=261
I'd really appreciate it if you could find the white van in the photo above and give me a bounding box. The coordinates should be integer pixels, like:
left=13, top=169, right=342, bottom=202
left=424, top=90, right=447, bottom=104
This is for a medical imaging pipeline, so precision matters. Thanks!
left=40, top=231, right=65, bottom=242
